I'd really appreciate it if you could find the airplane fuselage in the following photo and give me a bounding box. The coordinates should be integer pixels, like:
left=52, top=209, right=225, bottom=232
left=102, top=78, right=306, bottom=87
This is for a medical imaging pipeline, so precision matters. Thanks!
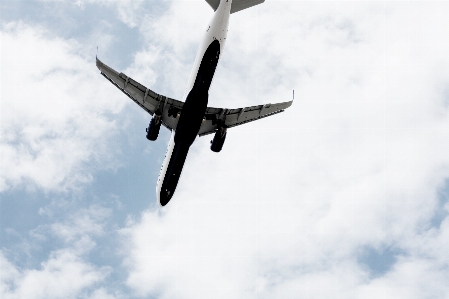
left=156, top=0, right=231, bottom=205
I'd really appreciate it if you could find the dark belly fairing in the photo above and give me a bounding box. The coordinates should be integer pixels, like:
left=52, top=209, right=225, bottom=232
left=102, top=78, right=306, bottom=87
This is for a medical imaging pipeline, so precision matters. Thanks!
left=160, top=40, right=221, bottom=206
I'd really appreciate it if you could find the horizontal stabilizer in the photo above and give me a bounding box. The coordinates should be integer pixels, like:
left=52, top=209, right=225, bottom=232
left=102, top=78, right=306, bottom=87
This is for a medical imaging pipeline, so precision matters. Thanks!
left=205, top=0, right=265, bottom=14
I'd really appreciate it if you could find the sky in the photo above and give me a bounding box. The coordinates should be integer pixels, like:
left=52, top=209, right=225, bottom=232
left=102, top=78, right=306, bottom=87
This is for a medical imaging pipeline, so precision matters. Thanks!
left=1, top=0, right=449, bottom=298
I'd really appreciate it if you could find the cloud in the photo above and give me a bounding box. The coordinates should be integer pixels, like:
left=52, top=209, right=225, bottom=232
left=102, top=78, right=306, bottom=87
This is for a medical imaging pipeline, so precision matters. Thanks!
left=0, top=202, right=118, bottom=299
left=89, top=288, right=120, bottom=299
left=113, top=0, right=145, bottom=28
left=0, top=22, right=126, bottom=193
left=2, top=1, right=449, bottom=299
left=132, top=0, right=212, bottom=99
left=47, top=205, right=111, bottom=254
left=37, top=0, right=145, bottom=28
left=0, top=250, right=111, bottom=299
left=119, top=2, right=449, bottom=298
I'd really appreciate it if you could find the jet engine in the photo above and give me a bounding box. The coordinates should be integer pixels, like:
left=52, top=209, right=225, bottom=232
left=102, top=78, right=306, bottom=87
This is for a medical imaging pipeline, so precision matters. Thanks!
left=146, top=114, right=162, bottom=141
left=210, top=127, right=227, bottom=152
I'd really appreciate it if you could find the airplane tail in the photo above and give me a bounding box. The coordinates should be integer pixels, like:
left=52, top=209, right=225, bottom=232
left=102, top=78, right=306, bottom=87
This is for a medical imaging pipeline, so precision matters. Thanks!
left=205, top=0, right=265, bottom=14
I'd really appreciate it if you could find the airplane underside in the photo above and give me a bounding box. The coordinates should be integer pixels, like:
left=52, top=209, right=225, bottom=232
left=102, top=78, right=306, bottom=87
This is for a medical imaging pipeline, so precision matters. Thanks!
left=96, top=0, right=293, bottom=206
left=160, top=39, right=220, bottom=205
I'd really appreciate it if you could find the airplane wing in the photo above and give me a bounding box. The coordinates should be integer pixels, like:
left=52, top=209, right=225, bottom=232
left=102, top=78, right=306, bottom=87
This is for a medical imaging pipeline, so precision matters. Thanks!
left=96, top=57, right=182, bottom=131
left=198, top=100, right=293, bottom=136
left=96, top=57, right=292, bottom=136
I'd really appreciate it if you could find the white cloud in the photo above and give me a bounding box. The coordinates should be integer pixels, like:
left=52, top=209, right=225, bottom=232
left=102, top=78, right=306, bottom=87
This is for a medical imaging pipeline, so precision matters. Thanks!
left=3, top=1, right=449, bottom=299
left=133, top=0, right=212, bottom=99
left=0, top=201, right=118, bottom=299
left=120, top=2, right=449, bottom=298
left=356, top=256, right=449, bottom=298
left=0, top=250, right=111, bottom=299
left=88, top=288, right=119, bottom=299
left=49, top=205, right=111, bottom=253
left=38, top=0, right=145, bottom=28
left=0, top=22, right=126, bottom=193
left=113, top=0, right=145, bottom=28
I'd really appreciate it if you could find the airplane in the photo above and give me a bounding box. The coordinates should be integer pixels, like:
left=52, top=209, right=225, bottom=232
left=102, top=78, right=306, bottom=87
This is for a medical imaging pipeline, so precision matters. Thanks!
left=96, top=0, right=293, bottom=206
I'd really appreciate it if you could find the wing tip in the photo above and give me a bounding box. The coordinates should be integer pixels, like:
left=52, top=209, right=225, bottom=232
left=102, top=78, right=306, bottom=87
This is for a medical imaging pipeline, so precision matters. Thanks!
left=95, top=56, right=104, bottom=71
left=95, top=55, right=102, bottom=70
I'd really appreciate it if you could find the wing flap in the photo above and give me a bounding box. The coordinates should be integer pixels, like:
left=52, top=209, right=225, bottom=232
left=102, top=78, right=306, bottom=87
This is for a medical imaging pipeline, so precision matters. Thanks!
left=97, top=57, right=183, bottom=131
left=198, top=100, right=293, bottom=136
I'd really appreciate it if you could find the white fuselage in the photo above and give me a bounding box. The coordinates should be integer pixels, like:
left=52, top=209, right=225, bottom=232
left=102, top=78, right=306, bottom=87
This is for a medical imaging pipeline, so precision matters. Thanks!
left=156, top=0, right=231, bottom=205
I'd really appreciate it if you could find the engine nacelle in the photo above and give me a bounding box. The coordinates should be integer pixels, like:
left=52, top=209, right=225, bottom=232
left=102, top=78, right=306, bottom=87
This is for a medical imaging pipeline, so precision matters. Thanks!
left=146, top=114, right=162, bottom=141
left=210, top=127, right=227, bottom=152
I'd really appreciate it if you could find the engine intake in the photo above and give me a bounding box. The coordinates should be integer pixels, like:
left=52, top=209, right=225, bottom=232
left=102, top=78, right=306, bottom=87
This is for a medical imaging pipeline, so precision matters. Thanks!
left=146, top=114, right=162, bottom=141
left=210, top=127, right=227, bottom=152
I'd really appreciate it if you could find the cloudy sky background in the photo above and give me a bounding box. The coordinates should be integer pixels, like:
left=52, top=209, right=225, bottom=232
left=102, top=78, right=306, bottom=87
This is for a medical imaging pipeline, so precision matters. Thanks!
left=1, top=0, right=449, bottom=298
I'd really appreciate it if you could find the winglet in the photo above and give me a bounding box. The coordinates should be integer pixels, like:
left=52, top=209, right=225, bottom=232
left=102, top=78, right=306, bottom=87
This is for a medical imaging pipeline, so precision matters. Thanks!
left=96, top=47, right=101, bottom=70
left=95, top=54, right=102, bottom=70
